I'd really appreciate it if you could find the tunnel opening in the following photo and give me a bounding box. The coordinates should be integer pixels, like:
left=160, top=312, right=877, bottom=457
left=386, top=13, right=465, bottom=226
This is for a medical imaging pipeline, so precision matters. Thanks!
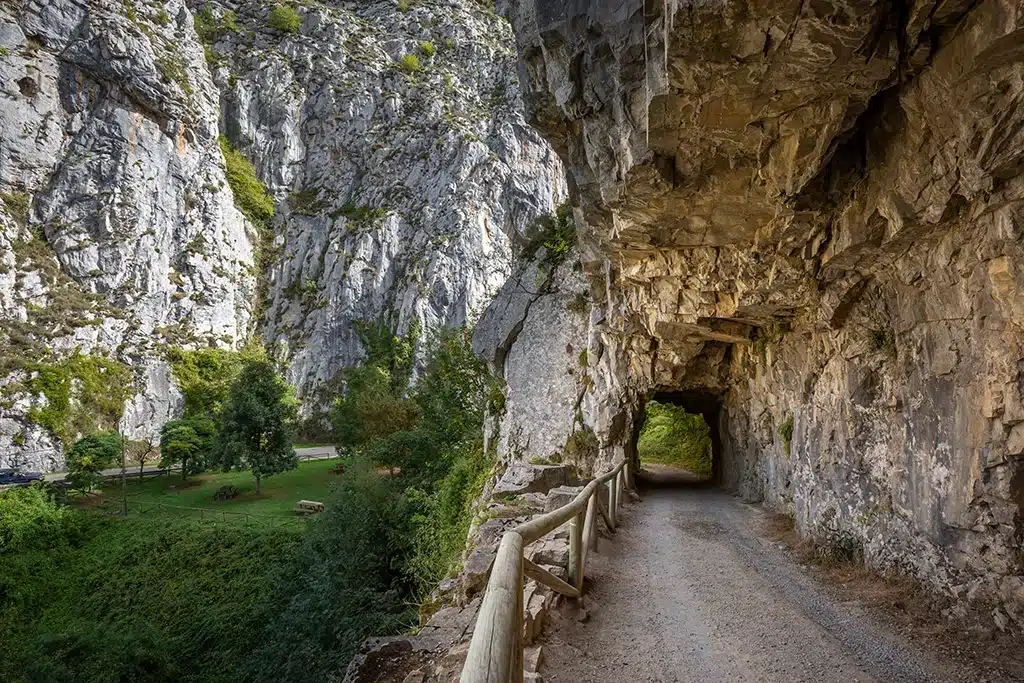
left=634, top=390, right=725, bottom=487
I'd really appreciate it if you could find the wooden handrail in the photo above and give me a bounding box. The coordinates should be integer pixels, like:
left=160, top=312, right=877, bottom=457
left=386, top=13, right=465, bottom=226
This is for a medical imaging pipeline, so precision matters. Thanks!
left=460, top=458, right=634, bottom=683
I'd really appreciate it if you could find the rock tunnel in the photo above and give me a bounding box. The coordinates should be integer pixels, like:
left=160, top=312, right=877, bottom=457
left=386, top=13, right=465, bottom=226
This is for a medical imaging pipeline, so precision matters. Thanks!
left=474, top=0, right=1024, bottom=634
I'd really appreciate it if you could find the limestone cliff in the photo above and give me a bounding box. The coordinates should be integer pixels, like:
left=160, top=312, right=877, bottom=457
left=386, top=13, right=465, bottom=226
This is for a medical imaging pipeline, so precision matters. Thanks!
left=0, top=0, right=564, bottom=471
left=490, top=0, right=1024, bottom=632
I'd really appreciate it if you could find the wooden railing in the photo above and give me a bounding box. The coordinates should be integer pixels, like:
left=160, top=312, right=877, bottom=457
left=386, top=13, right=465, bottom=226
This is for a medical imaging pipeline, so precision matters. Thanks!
left=460, top=458, right=633, bottom=683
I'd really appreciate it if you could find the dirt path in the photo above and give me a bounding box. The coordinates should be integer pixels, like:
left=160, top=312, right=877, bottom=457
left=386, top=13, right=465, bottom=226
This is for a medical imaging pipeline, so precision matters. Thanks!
left=539, top=485, right=1012, bottom=683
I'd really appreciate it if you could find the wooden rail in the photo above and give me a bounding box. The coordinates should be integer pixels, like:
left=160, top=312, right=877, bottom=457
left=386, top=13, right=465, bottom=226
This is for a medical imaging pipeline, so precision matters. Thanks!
left=460, top=458, right=634, bottom=683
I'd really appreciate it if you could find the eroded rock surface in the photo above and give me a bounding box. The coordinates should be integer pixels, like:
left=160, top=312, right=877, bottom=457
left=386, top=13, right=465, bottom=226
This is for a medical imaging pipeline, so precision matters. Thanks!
left=493, top=0, right=1024, bottom=631
left=0, top=0, right=565, bottom=470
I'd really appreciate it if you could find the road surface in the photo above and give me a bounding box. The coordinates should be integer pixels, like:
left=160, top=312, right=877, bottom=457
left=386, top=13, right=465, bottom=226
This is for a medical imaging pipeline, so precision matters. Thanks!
left=539, top=482, right=1009, bottom=683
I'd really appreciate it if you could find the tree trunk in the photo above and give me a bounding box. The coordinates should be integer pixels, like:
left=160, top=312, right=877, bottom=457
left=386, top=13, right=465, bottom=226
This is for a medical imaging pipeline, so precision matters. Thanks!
left=255, top=474, right=261, bottom=495
left=182, top=457, right=188, bottom=482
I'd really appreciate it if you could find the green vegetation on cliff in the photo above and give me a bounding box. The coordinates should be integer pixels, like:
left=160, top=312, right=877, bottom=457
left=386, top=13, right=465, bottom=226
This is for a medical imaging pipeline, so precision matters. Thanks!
left=5, top=352, right=131, bottom=447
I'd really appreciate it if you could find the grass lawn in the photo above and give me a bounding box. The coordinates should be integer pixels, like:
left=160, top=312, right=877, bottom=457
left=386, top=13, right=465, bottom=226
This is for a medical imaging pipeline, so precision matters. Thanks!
left=96, top=457, right=346, bottom=518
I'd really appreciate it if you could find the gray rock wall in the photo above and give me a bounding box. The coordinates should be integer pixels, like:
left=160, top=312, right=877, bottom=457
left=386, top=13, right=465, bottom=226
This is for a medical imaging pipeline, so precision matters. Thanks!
left=1, top=0, right=255, bottom=471
left=495, top=0, right=1024, bottom=631
left=194, top=0, right=566, bottom=405
left=0, top=0, right=565, bottom=470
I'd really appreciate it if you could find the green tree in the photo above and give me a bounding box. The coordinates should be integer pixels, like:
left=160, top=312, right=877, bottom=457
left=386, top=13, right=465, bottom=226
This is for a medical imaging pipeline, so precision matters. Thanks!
left=213, top=359, right=298, bottom=493
left=159, top=417, right=215, bottom=480
left=331, top=321, right=420, bottom=450
left=369, top=429, right=440, bottom=481
left=66, top=431, right=122, bottom=492
left=415, top=327, right=491, bottom=444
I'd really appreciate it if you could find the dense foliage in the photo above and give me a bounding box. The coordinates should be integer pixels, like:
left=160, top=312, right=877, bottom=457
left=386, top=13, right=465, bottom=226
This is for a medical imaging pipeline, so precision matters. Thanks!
left=16, top=352, right=131, bottom=447
left=218, top=137, right=274, bottom=228
left=167, top=346, right=260, bottom=419
left=249, top=459, right=414, bottom=681
left=1, top=326, right=496, bottom=682
left=637, top=400, right=713, bottom=477
left=0, top=494, right=300, bottom=683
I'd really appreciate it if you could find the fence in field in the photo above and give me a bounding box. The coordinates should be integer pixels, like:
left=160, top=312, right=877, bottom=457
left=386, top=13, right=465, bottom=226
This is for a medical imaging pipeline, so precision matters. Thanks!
left=460, top=458, right=634, bottom=683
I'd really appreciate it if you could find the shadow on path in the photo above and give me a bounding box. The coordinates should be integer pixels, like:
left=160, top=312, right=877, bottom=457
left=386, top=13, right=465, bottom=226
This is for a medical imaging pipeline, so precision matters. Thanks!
left=635, top=462, right=714, bottom=489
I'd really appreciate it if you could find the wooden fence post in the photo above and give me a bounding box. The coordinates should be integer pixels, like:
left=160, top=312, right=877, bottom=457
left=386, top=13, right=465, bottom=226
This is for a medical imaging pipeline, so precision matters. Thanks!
left=568, top=510, right=584, bottom=589
left=608, top=478, right=617, bottom=530
left=459, top=532, right=524, bottom=683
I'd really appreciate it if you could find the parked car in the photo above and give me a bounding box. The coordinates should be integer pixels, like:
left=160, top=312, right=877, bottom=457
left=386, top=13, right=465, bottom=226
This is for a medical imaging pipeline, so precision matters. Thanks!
left=0, top=468, right=43, bottom=485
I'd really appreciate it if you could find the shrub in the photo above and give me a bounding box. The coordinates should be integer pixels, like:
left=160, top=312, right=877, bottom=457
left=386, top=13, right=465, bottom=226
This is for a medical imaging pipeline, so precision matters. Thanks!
left=419, top=40, right=435, bottom=57
left=399, top=53, right=421, bottom=73
left=167, top=346, right=261, bottom=418
left=219, top=136, right=274, bottom=228
left=0, top=485, right=80, bottom=552
left=1, top=192, right=29, bottom=223
left=18, top=352, right=131, bottom=447
left=249, top=460, right=415, bottom=681
left=637, top=401, right=713, bottom=476
left=268, top=4, right=301, bottom=33
left=523, top=202, right=575, bottom=266
left=779, top=414, right=794, bottom=457
left=406, top=442, right=490, bottom=594
left=0, top=515, right=300, bottom=683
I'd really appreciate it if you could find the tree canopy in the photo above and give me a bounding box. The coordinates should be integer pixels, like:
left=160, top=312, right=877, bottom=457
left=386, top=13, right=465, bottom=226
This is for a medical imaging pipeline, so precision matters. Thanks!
left=66, top=431, right=122, bottom=492
left=213, top=359, right=298, bottom=493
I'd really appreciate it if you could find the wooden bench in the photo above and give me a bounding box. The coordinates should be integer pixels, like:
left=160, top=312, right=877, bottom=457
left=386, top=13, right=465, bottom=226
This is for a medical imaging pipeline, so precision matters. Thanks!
left=294, top=499, right=325, bottom=515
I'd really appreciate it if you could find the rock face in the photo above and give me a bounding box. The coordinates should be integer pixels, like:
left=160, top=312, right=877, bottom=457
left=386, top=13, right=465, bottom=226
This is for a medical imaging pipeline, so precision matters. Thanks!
left=491, top=0, right=1024, bottom=631
left=195, top=0, right=565, bottom=406
left=0, top=0, right=564, bottom=470
left=1, top=0, right=255, bottom=471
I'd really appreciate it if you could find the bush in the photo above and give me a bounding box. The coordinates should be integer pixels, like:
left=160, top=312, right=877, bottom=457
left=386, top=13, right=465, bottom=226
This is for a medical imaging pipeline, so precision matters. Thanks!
left=779, top=414, right=794, bottom=457
left=522, top=202, right=575, bottom=265
left=213, top=484, right=240, bottom=501
left=18, top=352, right=131, bottom=448
left=0, top=486, right=80, bottom=553
left=637, top=401, right=712, bottom=476
left=268, top=4, right=301, bottom=33
left=249, top=460, right=414, bottom=681
left=219, top=136, right=274, bottom=228
left=0, top=515, right=300, bottom=683
left=406, top=442, right=489, bottom=594
left=167, top=346, right=261, bottom=418
left=399, top=53, right=420, bottom=73
left=419, top=40, right=435, bottom=57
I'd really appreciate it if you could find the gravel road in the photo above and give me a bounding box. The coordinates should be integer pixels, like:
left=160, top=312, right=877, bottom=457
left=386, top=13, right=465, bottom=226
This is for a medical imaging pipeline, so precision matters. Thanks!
left=540, top=483, right=994, bottom=683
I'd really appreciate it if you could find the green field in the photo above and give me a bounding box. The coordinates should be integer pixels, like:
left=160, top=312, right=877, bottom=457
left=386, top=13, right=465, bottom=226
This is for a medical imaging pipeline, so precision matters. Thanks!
left=96, top=457, right=345, bottom=517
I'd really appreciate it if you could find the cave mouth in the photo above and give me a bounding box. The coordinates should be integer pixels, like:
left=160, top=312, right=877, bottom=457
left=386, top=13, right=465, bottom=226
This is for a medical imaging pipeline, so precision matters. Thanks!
left=633, top=390, right=724, bottom=487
